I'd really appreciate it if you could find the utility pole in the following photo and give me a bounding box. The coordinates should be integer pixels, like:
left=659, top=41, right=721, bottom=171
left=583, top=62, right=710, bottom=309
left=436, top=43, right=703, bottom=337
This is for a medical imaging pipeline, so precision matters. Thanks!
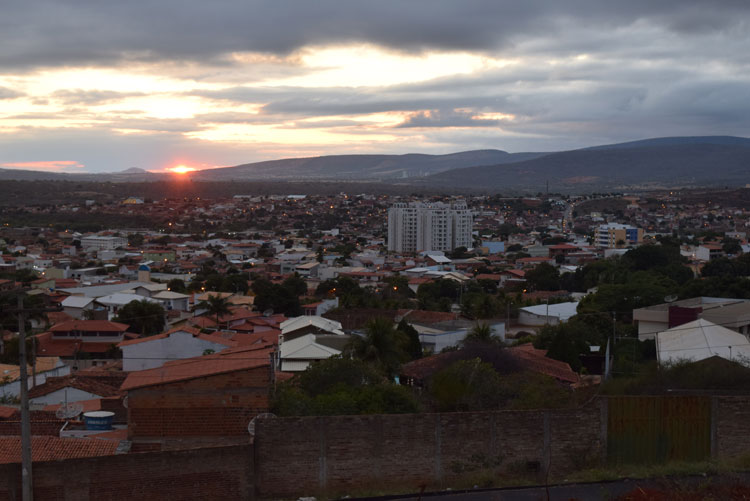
left=8, top=291, right=61, bottom=501
left=17, top=294, right=33, bottom=501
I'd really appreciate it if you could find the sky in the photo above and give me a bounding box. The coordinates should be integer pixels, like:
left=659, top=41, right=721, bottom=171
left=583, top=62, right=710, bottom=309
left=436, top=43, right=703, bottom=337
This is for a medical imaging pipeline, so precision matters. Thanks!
left=1, top=1, right=750, bottom=173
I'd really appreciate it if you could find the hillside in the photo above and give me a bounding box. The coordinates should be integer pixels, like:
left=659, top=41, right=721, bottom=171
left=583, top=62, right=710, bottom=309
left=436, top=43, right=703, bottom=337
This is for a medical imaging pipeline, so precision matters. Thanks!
left=418, top=140, right=750, bottom=191
left=191, top=150, right=546, bottom=181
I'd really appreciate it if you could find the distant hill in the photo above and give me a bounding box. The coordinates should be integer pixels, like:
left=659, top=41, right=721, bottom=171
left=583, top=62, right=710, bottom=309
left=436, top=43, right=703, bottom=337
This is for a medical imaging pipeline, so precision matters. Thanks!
left=1, top=136, right=749, bottom=191
left=191, top=150, right=547, bottom=181
left=418, top=137, right=750, bottom=191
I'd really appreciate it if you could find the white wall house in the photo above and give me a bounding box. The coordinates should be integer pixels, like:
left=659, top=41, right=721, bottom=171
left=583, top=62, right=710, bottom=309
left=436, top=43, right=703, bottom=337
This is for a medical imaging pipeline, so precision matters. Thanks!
left=118, top=328, right=235, bottom=371
left=0, top=358, right=70, bottom=399
left=518, top=301, right=579, bottom=326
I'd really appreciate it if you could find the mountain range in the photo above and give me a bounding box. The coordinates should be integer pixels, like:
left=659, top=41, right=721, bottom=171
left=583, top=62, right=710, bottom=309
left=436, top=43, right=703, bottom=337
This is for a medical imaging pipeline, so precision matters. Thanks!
left=2, top=136, right=749, bottom=191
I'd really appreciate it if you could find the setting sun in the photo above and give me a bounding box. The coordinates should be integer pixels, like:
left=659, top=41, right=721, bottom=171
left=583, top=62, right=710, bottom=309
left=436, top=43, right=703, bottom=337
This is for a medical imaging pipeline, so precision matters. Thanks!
left=169, top=165, right=196, bottom=174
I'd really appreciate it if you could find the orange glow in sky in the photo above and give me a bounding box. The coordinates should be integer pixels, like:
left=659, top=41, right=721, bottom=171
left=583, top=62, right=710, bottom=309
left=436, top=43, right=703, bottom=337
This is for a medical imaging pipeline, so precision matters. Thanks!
left=169, top=165, right=196, bottom=174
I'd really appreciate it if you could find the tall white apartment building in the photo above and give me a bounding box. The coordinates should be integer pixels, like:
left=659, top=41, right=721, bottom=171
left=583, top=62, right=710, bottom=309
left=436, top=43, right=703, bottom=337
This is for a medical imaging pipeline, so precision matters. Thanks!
left=388, top=201, right=473, bottom=253
left=80, top=235, right=128, bottom=251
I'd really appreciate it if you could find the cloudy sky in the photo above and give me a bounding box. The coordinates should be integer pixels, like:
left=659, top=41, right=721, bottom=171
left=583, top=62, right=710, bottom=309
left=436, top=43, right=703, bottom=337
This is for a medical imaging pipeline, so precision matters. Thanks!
left=1, top=1, right=750, bottom=173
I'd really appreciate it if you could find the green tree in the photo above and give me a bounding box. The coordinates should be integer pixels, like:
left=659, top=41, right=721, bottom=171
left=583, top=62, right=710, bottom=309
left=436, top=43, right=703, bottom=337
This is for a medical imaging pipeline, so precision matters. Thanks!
left=396, top=319, right=422, bottom=360
left=272, top=356, right=420, bottom=416
left=524, top=262, right=560, bottom=291
left=113, top=299, right=166, bottom=336
left=430, top=358, right=512, bottom=412
left=167, top=278, right=187, bottom=293
left=193, top=294, right=232, bottom=327
left=461, top=323, right=502, bottom=346
left=346, top=317, right=409, bottom=378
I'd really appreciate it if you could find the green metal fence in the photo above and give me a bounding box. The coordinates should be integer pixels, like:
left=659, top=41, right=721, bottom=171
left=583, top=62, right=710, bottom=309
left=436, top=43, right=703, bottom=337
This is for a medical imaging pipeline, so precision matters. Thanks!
left=607, top=396, right=711, bottom=464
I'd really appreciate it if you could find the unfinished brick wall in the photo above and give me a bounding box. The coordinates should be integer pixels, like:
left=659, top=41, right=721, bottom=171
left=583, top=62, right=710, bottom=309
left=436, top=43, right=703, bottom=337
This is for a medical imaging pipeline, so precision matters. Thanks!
left=127, top=366, right=271, bottom=449
left=713, top=396, right=750, bottom=459
left=0, top=445, right=253, bottom=501
left=254, top=401, right=606, bottom=498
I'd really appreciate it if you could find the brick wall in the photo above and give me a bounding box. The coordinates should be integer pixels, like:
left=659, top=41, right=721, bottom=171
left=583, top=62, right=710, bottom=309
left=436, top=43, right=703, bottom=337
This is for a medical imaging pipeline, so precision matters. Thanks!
left=127, top=366, right=271, bottom=449
left=0, top=445, right=253, bottom=501
left=254, top=401, right=606, bottom=498
left=713, top=396, right=750, bottom=459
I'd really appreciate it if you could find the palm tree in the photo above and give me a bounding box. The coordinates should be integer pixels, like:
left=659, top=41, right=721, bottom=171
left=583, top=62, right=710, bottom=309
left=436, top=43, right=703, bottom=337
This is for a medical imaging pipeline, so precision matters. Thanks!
left=461, top=323, right=502, bottom=346
left=346, top=317, right=408, bottom=379
left=193, top=294, right=232, bottom=329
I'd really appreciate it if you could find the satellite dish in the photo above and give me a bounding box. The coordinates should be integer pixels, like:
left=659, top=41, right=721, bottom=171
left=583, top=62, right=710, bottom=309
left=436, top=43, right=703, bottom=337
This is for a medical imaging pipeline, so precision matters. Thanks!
left=262, top=309, right=274, bottom=317
left=664, top=295, right=678, bottom=303
left=247, top=413, right=276, bottom=436
left=55, top=402, right=84, bottom=420
left=122, top=395, right=128, bottom=409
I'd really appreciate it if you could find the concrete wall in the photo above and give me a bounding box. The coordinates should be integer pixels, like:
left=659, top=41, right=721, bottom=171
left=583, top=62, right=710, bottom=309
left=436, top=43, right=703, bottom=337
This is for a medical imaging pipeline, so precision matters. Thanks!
left=254, top=403, right=605, bottom=498
left=0, top=445, right=253, bottom=501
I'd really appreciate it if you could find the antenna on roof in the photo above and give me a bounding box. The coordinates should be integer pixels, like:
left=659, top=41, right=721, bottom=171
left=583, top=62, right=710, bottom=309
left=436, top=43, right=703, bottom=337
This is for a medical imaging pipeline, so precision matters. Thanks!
left=262, top=309, right=274, bottom=317
left=664, top=295, right=678, bottom=303
left=247, top=413, right=276, bottom=437
left=55, top=402, right=83, bottom=420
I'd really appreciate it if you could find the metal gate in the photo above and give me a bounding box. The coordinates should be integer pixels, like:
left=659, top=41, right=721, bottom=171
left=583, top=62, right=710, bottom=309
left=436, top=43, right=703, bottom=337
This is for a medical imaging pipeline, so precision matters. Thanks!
left=607, top=396, right=711, bottom=464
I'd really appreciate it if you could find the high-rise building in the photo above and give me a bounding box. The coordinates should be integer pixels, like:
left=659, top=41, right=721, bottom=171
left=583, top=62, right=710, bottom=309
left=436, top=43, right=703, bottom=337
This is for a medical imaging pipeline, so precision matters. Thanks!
left=596, top=223, right=643, bottom=248
left=387, top=201, right=473, bottom=253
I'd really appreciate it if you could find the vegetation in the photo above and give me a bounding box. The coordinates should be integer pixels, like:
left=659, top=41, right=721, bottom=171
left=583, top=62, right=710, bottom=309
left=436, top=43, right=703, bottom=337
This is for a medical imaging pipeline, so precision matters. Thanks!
left=272, top=357, right=420, bottom=416
left=112, top=299, right=166, bottom=336
left=192, top=293, right=232, bottom=327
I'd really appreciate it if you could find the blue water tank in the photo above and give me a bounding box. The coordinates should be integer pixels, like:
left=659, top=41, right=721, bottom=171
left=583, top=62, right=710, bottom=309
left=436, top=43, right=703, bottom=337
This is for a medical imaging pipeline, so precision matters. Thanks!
left=83, top=411, right=114, bottom=430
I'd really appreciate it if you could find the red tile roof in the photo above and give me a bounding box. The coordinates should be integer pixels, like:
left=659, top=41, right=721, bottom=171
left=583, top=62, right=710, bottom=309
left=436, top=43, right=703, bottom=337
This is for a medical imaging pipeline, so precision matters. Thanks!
left=121, top=344, right=274, bottom=391
left=0, top=406, right=17, bottom=419
left=0, top=436, right=119, bottom=464
left=28, top=373, right=125, bottom=399
left=34, top=331, right=137, bottom=357
left=508, top=344, right=579, bottom=384
left=50, top=320, right=129, bottom=333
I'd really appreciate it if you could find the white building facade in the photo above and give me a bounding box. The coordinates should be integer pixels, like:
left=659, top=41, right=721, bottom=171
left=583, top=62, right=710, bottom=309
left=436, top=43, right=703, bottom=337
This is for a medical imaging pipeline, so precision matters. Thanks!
left=388, top=201, right=473, bottom=253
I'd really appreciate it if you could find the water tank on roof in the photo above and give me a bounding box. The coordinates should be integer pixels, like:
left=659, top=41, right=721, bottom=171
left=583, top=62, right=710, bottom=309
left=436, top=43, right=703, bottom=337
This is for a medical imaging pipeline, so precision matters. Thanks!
left=83, top=411, right=114, bottom=430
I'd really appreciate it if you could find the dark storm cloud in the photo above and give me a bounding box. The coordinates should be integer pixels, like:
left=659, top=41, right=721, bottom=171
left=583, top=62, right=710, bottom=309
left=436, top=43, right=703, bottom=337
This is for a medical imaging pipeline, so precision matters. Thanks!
left=2, top=1, right=750, bottom=68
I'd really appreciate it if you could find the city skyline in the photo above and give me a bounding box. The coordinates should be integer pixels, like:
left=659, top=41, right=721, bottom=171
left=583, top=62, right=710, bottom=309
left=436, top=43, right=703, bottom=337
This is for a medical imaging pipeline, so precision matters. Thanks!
left=2, top=1, right=750, bottom=173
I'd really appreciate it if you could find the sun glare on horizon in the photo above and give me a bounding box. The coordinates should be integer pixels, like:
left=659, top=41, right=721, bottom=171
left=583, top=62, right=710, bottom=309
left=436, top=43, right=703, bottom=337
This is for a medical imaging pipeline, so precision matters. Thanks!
left=169, top=165, right=196, bottom=174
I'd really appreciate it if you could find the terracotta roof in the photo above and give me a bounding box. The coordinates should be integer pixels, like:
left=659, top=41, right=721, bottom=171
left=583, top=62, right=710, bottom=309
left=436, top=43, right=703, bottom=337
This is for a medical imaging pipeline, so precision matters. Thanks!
left=28, top=373, right=125, bottom=399
left=401, top=344, right=578, bottom=384
left=0, top=406, right=16, bottom=419
left=47, top=311, right=75, bottom=326
left=121, top=344, right=274, bottom=391
left=117, top=326, right=235, bottom=348
left=0, top=436, right=119, bottom=464
left=508, top=344, right=579, bottom=384
left=34, top=331, right=134, bottom=357
left=475, top=274, right=502, bottom=281
left=49, top=320, right=129, bottom=333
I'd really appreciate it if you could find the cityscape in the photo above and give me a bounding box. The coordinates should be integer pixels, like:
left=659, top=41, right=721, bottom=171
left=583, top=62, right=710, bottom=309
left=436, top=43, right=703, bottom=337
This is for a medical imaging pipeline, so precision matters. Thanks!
left=3, top=1, right=750, bottom=500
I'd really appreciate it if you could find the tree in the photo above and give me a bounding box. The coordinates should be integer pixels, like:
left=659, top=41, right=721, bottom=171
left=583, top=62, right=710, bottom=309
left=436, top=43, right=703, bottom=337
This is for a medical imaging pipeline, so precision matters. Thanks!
left=524, top=262, right=560, bottom=291
left=193, top=294, right=232, bottom=328
left=272, top=356, right=420, bottom=416
left=167, top=278, right=187, bottom=293
left=113, top=299, right=166, bottom=336
left=396, top=319, right=422, bottom=360
left=430, top=359, right=511, bottom=412
left=461, top=323, right=502, bottom=346
left=346, top=317, right=409, bottom=378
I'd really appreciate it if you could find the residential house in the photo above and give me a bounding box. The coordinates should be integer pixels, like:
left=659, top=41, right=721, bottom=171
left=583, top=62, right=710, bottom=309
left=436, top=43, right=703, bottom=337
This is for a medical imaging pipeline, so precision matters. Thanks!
left=122, top=344, right=275, bottom=451
left=118, top=326, right=237, bottom=371
left=277, top=316, right=348, bottom=372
